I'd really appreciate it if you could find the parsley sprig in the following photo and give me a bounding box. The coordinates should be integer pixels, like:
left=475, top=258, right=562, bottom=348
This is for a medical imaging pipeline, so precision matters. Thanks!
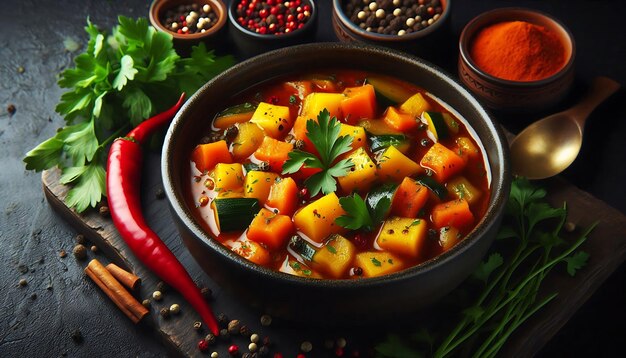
left=335, top=193, right=390, bottom=231
left=376, top=177, right=595, bottom=358
left=282, top=109, right=353, bottom=196
left=23, top=16, right=234, bottom=212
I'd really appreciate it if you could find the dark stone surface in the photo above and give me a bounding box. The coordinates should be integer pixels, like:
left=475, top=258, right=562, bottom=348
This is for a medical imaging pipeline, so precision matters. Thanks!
left=0, top=0, right=624, bottom=357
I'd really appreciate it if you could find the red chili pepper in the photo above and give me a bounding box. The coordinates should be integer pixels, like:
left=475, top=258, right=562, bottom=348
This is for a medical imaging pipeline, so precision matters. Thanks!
left=106, top=93, right=219, bottom=335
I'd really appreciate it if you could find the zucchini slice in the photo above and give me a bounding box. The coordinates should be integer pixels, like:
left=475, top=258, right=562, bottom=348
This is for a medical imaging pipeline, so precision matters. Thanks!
left=414, top=175, right=447, bottom=201
left=365, top=76, right=414, bottom=108
left=211, top=197, right=260, bottom=232
left=366, top=182, right=398, bottom=219
left=289, top=235, right=317, bottom=262
left=213, top=102, right=258, bottom=130
left=367, top=133, right=410, bottom=153
left=421, top=111, right=449, bottom=142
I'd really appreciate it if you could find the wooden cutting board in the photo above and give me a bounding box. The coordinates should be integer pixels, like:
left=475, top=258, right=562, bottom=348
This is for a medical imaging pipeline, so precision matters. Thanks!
left=41, top=150, right=626, bottom=357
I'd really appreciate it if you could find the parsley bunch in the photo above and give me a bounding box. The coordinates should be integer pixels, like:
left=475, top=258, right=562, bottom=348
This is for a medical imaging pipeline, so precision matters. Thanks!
left=23, top=16, right=234, bottom=212
left=335, top=193, right=390, bottom=232
left=376, top=177, right=594, bottom=358
left=282, top=109, right=354, bottom=196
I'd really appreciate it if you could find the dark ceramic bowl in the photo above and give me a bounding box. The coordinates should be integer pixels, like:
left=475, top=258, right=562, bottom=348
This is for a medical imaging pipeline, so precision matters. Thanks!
left=228, top=0, right=318, bottom=58
left=162, top=43, right=510, bottom=324
left=458, top=8, right=576, bottom=112
left=149, top=0, right=228, bottom=53
left=332, top=0, right=452, bottom=60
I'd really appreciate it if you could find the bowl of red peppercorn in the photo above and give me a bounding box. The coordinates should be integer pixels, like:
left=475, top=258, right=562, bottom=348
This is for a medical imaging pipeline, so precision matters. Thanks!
left=149, top=0, right=228, bottom=52
left=458, top=8, right=576, bottom=112
left=228, top=0, right=318, bottom=58
left=332, top=0, right=452, bottom=60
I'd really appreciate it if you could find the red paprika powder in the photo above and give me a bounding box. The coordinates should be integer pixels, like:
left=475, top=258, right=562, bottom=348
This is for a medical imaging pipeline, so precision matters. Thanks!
left=469, top=21, right=566, bottom=82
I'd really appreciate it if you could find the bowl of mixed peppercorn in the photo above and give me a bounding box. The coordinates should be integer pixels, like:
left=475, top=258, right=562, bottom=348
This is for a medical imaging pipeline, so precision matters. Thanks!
left=332, top=0, right=452, bottom=57
left=228, top=0, right=318, bottom=58
left=149, top=0, right=228, bottom=52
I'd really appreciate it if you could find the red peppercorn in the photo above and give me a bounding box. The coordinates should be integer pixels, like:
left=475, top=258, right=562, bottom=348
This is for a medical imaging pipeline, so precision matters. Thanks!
left=274, top=353, right=284, bottom=358
left=335, top=347, right=344, bottom=356
left=198, top=339, right=209, bottom=352
left=297, top=354, right=306, bottom=358
left=299, top=187, right=309, bottom=199
left=228, top=344, right=239, bottom=355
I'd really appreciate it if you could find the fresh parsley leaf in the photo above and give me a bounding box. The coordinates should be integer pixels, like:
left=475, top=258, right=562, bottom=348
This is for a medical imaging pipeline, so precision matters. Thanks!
left=371, top=257, right=382, bottom=267
left=23, top=136, right=65, bottom=171
left=63, top=161, right=106, bottom=213
left=282, top=109, right=353, bottom=196
left=472, top=253, right=503, bottom=284
left=564, top=251, right=589, bottom=276
left=112, top=55, right=138, bottom=90
left=335, top=194, right=373, bottom=231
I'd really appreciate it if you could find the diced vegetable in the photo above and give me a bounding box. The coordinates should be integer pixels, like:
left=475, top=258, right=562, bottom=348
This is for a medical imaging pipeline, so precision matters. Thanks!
left=211, top=197, right=260, bottom=232
left=432, top=199, right=474, bottom=230
left=213, top=163, right=244, bottom=191
left=266, top=177, right=299, bottom=216
left=340, top=84, right=376, bottom=124
left=420, top=142, right=466, bottom=183
left=289, top=235, right=317, bottom=261
left=399, top=92, right=431, bottom=117
left=455, top=136, right=481, bottom=163
left=365, top=75, right=414, bottom=107
left=391, top=177, right=429, bottom=218
left=292, top=115, right=315, bottom=152
left=293, top=192, right=346, bottom=243
left=301, top=92, right=344, bottom=120
left=284, top=81, right=314, bottom=99
left=250, top=102, right=292, bottom=138
left=213, top=102, right=257, bottom=130
left=421, top=111, right=449, bottom=142
left=358, top=119, right=402, bottom=135
left=365, top=182, right=397, bottom=220
left=231, top=122, right=264, bottom=160
left=438, top=226, right=461, bottom=251
left=377, top=217, right=428, bottom=258
left=383, top=107, right=419, bottom=132
left=247, top=208, right=294, bottom=250
left=354, top=251, right=405, bottom=278
left=230, top=239, right=270, bottom=265
left=339, top=123, right=367, bottom=151
left=377, top=145, right=423, bottom=182
left=244, top=171, right=278, bottom=205
left=443, top=113, right=460, bottom=135
left=280, top=259, right=321, bottom=278
left=191, top=140, right=232, bottom=173
left=337, top=147, right=378, bottom=194
left=312, top=235, right=357, bottom=279
left=367, top=132, right=410, bottom=153
left=447, top=176, right=482, bottom=205
left=414, top=175, right=448, bottom=201
left=253, top=136, right=294, bottom=172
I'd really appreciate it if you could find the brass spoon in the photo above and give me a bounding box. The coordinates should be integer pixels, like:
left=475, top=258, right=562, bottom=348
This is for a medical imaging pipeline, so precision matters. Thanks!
left=510, top=77, right=621, bottom=179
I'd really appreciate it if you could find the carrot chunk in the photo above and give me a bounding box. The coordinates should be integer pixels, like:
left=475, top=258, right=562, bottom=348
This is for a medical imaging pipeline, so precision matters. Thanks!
left=432, top=199, right=474, bottom=230
left=391, top=177, right=430, bottom=218
left=266, top=177, right=299, bottom=216
left=253, top=136, right=294, bottom=172
left=247, top=208, right=294, bottom=250
left=340, top=84, right=376, bottom=124
left=190, top=140, right=232, bottom=173
left=420, top=142, right=466, bottom=183
left=383, top=107, right=419, bottom=131
left=230, top=239, right=271, bottom=265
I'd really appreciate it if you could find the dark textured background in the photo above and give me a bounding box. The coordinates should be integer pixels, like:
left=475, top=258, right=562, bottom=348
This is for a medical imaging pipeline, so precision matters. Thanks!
left=1, top=0, right=624, bottom=357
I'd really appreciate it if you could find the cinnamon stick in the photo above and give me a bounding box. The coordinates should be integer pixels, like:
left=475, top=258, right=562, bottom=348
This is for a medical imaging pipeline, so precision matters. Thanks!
left=85, top=259, right=148, bottom=324
left=105, top=263, right=141, bottom=290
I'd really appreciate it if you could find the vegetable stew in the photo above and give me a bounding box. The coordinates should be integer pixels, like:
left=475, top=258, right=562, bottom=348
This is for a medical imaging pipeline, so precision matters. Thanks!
left=187, top=70, right=490, bottom=279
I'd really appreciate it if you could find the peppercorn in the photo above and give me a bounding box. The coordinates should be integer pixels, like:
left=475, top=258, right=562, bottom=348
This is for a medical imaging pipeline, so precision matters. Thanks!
left=98, top=205, right=110, bottom=217
left=250, top=333, right=260, bottom=343
left=72, top=244, right=87, bottom=260
left=211, top=352, right=219, bottom=358
left=258, top=161, right=271, bottom=172
left=336, top=337, right=347, bottom=348
left=18, top=278, right=27, bottom=288
left=217, top=312, right=229, bottom=326
left=160, top=307, right=171, bottom=319
left=420, top=138, right=431, bottom=147
left=239, top=324, right=251, bottom=337
left=564, top=221, right=576, bottom=232
left=194, top=321, right=203, bottom=331
left=30, top=293, right=37, bottom=300
left=142, top=299, right=151, bottom=308
left=155, top=188, right=165, bottom=200
left=7, top=103, right=16, bottom=116
left=228, top=319, right=241, bottom=335
left=152, top=290, right=163, bottom=301
left=260, top=314, right=272, bottom=326
left=75, top=234, right=87, bottom=245
left=198, top=339, right=210, bottom=352
left=345, top=0, right=443, bottom=35
left=90, top=245, right=98, bottom=253
left=170, top=303, right=181, bottom=314
left=220, top=328, right=230, bottom=339
left=294, top=139, right=305, bottom=150
left=59, top=249, right=67, bottom=258
left=248, top=342, right=258, bottom=352
left=352, top=266, right=363, bottom=276
left=161, top=3, right=219, bottom=35
left=300, top=341, right=313, bottom=353
left=205, top=333, right=217, bottom=345
left=70, top=329, right=83, bottom=344
left=201, top=286, right=213, bottom=300
left=234, top=0, right=313, bottom=35
left=228, top=345, right=239, bottom=356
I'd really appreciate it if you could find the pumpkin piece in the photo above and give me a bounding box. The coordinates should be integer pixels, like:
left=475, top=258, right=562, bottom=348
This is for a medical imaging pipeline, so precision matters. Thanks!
left=280, top=259, right=321, bottom=278
left=391, top=177, right=429, bottom=218
left=454, top=136, right=481, bottom=163
left=293, top=192, right=347, bottom=243
left=432, top=199, right=474, bottom=230
left=312, top=235, right=356, bottom=279
left=337, top=147, right=377, bottom=194
left=292, top=115, right=315, bottom=153
left=357, top=118, right=402, bottom=135
left=250, top=102, right=292, bottom=139
left=230, top=239, right=271, bottom=266
left=213, top=163, right=244, bottom=191
left=377, top=145, right=424, bottom=182
left=231, top=122, right=264, bottom=160
left=247, top=208, right=294, bottom=250
left=354, top=251, right=405, bottom=278
left=244, top=171, right=278, bottom=205
left=213, top=102, right=257, bottom=130
left=191, top=140, right=232, bottom=173
left=338, top=123, right=367, bottom=151
left=438, top=226, right=461, bottom=252
left=383, top=106, right=419, bottom=131
left=340, top=84, right=376, bottom=124
left=376, top=217, right=428, bottom=258
left=253, top=136, right=294, bottom=172
left=420, top=142, right=466, bottom=183
left=266, top=177, right=299, bottom=216
left=300, top=92, right=344, bottom=121
left=399, top=92, right=432, bottom=117
left=447, top=176, right=482, bottom=205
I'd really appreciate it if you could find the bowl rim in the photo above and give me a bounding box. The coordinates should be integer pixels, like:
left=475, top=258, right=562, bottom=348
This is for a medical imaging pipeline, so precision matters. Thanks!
left=227, top=0, right=318, bottom=41
left=459, top=7, right=576, bottom=87
left=331, top=0, right=451, bottom=41
left=149, top=0, right=228, bottom=40
left=162, top=42, right=510, bottom=289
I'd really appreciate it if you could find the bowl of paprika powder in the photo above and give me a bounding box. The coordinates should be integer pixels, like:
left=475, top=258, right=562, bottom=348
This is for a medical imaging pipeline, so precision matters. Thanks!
left=458, top=8, right=575, bottom=112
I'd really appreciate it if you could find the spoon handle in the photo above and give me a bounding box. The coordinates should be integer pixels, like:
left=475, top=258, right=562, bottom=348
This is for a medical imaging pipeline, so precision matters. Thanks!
left=568, top=77, right=621, bottom=127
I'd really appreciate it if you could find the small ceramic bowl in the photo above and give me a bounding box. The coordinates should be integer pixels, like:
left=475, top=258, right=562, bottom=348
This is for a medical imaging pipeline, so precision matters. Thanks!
left=458, top=8, right=576, bottom=112
left=332, top=0, right=452, bottom=59
left=228, top=0, right=318, bottom=58
left=149, top=0, right=228, bottom=52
